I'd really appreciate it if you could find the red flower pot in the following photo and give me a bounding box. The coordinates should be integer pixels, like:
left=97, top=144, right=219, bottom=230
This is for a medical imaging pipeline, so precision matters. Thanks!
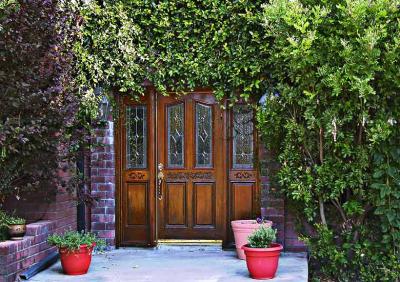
left=231, top=220, right=272, bottom=260
left=59, top=244, right=95, bottom=275
left=242, top=243, right=283, bottom=280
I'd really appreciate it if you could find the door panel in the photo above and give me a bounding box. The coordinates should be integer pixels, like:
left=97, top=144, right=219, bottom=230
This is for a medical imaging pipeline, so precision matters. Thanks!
left=127, top=183, right=147, bottom=225
left=166, top=183, right=187, bottom=226
left=157, top=92, right=226, bottom=240
left=193, top=183, right=215, bottom=227
left=118, top=92, right=156, bottom=246
left=231, top=182, right=254, bottom=220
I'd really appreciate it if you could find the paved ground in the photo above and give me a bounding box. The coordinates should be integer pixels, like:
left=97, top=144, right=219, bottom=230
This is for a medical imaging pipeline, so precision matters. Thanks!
left=30, top=247, right=308, bottom=282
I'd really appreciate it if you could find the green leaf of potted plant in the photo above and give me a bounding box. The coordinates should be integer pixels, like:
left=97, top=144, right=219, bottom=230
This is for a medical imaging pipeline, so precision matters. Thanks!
left=6, top=215, right=26, bottom=241
left=242, top=226, right=283, bottom=279
left=47, top=231, right=106, bottom=275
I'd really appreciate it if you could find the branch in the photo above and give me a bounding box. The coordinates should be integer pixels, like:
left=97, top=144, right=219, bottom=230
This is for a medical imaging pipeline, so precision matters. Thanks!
left=357, top=123, right=364, bottom=145
left=319, top=127, right=324, bottom=164
left=319, top=197, right=327, bottom=225
left=331, top=199, right=347, bottom=222
left=301, top=144, right=315, bottom=165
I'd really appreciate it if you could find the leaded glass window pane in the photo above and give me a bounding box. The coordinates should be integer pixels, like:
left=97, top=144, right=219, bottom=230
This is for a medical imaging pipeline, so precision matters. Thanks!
left=195, top=103, right=212, bottom=167
left=233, top=105, right=254, bottom=168
left=167, top=103, right=184, bottom=167
left=126, top=105, right=147, bottom=169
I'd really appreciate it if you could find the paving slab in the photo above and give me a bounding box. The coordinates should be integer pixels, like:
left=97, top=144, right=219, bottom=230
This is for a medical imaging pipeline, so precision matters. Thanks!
left=30, top=248, right=308, bottom=282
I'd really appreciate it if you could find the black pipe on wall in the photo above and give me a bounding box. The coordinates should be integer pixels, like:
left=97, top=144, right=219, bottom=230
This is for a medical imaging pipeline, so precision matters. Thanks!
left=76, top=150, right=86, bottom=232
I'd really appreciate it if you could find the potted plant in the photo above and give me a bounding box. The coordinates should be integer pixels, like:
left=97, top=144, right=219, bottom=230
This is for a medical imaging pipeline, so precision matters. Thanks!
left=242, top=226, right=283, bottom=279
left=7, top=215, right=26, bottom=240
left=47, top=231, right=106, bottom=275
left=231, top=218, right=272, bottom=259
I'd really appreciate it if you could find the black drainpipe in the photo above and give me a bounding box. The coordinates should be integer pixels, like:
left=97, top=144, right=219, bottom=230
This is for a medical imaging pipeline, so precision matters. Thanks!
left=77, top=150, right=86, bottom=232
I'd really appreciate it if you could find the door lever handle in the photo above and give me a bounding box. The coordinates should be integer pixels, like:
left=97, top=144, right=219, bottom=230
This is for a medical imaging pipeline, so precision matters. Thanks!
left=157, top=163, right=164, bottom=200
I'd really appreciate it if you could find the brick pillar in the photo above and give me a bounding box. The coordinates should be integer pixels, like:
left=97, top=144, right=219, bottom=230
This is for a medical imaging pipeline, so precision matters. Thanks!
left=90, top=119, right=116, bottom=246
left=259, top=145, right=285, bottom=246
left=284, top=209, right=307, bottom=252
left=259, top=144, right=306, bottom=252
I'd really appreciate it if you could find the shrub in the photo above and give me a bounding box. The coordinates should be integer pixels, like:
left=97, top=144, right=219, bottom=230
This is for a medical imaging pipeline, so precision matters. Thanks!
left=0, top=0, right=93, bottom=204
left=257, top=0, right=400, bottom=280
left=248, top=226, right=277, bottom=248
left=0, top=211, right=9, bottom=241
left=47, top=231, right=106, bottom=251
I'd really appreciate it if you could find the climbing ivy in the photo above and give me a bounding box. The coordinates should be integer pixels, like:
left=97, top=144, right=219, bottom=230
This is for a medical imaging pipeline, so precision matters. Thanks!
left=74, top=0, right=267, bottom=104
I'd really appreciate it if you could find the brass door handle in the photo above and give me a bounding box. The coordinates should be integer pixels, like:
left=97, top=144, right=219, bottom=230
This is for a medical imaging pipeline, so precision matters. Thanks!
left=157, top=163, right=164, bottom=200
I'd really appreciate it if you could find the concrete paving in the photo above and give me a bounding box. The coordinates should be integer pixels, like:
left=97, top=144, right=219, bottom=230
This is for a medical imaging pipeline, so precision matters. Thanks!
left=30, top=247, right=308, bottom=282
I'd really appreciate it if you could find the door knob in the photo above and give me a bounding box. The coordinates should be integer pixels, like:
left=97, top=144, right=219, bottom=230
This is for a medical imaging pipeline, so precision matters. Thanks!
left=157, top=163, right=164, bottom=200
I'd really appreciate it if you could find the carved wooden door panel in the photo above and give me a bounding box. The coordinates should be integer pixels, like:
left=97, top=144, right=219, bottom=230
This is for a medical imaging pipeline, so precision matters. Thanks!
left=227, top=104, right=260, bottom=244
left=118, top=93, right=156, bottom=246
left=157, top=92, right=227, bottom=239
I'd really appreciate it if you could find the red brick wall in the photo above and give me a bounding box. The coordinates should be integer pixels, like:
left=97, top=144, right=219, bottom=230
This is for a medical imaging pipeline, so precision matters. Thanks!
left=1, top=167, right=77, bottom=281
left=1, top=177, right=77, bottom=281
left=90, top=119, right=116, bottom=246
left=3, top=191, right=76, bottom=235
left=259, top=145, right=306, bottom=252
left=0, top=221, right=58, bottom=282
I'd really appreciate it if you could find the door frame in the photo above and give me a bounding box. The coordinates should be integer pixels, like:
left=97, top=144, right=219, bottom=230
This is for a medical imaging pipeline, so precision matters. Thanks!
left=115, top=87, right=260, bottom=247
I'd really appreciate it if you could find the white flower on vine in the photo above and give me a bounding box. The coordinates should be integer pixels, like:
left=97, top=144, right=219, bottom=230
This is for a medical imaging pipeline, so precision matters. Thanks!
left=332, top=117, right=337, bottom=142
left=388, top=118, right=397, bottom=125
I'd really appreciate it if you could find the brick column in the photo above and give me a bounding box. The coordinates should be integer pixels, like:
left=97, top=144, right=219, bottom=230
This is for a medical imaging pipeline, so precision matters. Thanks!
left=259, top=145, right=285, bottom=246
left=90, top=119, right=116, bottom=246
left=259, top=144, right=306, bottom=251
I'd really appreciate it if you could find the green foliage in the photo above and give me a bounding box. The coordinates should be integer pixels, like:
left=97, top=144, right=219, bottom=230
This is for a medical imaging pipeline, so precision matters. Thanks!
left=256, top=0, right=400, bottom=280
left=0, top=211, right=9, bottom=241
left=75, top=0, right=267, bottom=104
left=0, top=0, right=94, bottom=202
left=248, top=226, right=277, bottom=248
left=6, top=216, right=25, bottom=225
left=47, top=231, right=106, bottom=251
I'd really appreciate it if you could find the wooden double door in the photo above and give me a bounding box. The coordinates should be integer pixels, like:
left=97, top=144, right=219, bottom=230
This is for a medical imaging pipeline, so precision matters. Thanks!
left=157, top=93, right=226, bottom=240
left=117, top=88, right=259, bottom=246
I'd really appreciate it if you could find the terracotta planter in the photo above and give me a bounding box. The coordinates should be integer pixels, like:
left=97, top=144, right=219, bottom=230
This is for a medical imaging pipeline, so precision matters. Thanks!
left=59, top=244, right=95, bottom=275
left=231, top=220, right=272, bottom=260
left=242, top=243, right=283, bottom=280
left=8, top=224, right=26, bottom=240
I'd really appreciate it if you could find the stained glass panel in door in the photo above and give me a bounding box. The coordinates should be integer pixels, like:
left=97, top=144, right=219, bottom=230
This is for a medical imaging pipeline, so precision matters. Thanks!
left=195, top=103, right=212, bottom=168
left=126, top=105, right=147, bottom=169
left=167, top=103, right=184, bottom=167
left=233, top=106, right=254, bottom=168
